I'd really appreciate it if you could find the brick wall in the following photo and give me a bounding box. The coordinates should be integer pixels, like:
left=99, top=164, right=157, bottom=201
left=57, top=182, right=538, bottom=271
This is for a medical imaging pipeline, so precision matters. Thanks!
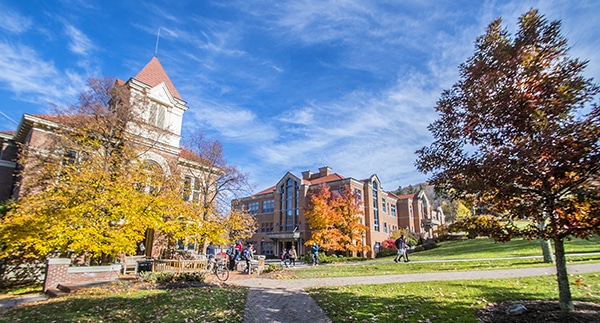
left=43, top=258, right=121, bottom=292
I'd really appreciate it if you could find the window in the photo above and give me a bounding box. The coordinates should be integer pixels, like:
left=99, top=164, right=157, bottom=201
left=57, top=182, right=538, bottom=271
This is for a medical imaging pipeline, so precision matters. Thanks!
left=262, top=242, right=274, bottom=255
left=248, top=202, right=259, bottom=215
left=259, top=222, right=274, bottom=233
left=391, top=204, right=396, bottom=217
left=183, top=176, right=192, bottom=201
left=354, top=188, right=362, bottom=203
left=373, top=182, right=379, bottom=232
left=63, top=150, right=77, bottom=165
left=149, top=104, right=166, bottom=129
left=262, top=200, right=274, bottom=213
left=382, top=199, right=387, bottom=213
left=279, top=178, right=298, bottom=232
left=192, top=178, right=201, bottom=202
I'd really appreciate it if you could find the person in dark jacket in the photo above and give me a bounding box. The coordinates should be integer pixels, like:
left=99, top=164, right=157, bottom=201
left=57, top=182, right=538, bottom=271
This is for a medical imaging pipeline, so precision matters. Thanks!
left=394, top=235, right=410, bottom=263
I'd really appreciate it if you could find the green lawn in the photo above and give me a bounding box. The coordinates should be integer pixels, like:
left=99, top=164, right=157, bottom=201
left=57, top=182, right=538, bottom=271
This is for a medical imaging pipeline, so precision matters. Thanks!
left=411, top=236, right=600, bottom=260
left=0, top=284, right=248, bottom=323
left=308, top=272, right=600, bottom=323
left=287, top=236, right=600, bottom=279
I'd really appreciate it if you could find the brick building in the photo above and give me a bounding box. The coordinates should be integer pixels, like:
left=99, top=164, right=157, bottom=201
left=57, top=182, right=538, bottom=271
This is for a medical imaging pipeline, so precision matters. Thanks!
left=233, top=166, right=445, bottom=258
left=0, top=56, right=213, bottom=257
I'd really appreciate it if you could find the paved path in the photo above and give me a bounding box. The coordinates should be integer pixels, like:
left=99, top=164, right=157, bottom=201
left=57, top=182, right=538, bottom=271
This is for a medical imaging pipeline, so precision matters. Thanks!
left=237, top=262, right=600, bottom=323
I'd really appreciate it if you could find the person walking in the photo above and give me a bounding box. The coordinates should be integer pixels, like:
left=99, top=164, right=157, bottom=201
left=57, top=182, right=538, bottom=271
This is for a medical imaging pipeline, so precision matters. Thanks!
left=287, top=245, right=297, bottom=267
left=228, top=241, right=242, bottom=271
left=311, top=243, right=319, bottom=266
left=206, top=242, right=216, bottom=259
left=242, top=244, right=253, bottom=273
left=394, top=235, right=410, bottom=263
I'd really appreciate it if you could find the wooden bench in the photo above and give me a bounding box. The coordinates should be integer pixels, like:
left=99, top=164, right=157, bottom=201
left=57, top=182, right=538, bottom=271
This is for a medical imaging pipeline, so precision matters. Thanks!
left=248, top=255, right=266, bottom=275
left=120, top=255, right=146, bottom=275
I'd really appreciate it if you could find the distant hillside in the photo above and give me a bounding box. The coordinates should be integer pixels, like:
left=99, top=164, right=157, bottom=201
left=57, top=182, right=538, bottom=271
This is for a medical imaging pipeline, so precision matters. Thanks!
left=395, top=183, right=441, bottom=208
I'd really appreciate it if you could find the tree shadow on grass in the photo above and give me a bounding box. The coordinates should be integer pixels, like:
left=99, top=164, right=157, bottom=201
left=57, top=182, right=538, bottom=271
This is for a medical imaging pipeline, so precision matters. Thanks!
left=307, top=276, right=600, bottom=322
left=0, top=284, right=248, bottom=323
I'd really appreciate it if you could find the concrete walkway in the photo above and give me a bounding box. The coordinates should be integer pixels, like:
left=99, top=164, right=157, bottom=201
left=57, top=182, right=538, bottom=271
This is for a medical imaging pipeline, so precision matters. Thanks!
left=236, top=262, right=600, bottom=323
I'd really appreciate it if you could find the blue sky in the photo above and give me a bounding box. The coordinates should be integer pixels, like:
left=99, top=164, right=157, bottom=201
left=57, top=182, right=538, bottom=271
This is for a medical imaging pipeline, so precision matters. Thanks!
left=1, top=1, right=599, bottom=194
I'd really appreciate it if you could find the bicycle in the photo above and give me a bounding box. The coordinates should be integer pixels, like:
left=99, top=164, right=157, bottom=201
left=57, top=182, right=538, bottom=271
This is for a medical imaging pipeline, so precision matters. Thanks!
left=207, top=257, right=230, bottom=281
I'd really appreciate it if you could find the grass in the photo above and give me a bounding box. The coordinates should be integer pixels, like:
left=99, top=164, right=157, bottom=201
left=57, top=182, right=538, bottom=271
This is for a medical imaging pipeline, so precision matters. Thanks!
left=288, top=256, right=600, bottom=279
left=308, top=272, right=600, bottom=323
left=1, top=236, right=599, bottom=322
left=411, top=236, right=600, bottom=260
left=0, top=283, right=248, bottom=323
left=286, top=236, right=600, bottom=279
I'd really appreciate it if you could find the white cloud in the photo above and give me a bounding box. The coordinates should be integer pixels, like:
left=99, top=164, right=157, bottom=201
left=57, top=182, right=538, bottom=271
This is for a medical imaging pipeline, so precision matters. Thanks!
left=64, top=24, right=93, bottom=56
left=0, top=42, right=81, bottom=104
left=184, top=99, right=278, bottom=142
left=0, top=7, right=32, bottom=33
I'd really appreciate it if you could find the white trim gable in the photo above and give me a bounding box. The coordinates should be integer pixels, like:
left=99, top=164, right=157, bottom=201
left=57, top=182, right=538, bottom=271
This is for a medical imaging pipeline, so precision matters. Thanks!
left=148, top=82, right=176, bottom=108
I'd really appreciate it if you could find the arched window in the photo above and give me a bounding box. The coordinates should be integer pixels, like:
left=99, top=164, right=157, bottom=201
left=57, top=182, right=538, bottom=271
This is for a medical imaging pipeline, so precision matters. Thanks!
left=279, top=178, right=298, bottom=232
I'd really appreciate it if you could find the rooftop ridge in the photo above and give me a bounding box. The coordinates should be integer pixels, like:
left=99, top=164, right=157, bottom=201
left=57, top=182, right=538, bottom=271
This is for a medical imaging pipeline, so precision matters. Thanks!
left=134, top=56, right=182, bottom=100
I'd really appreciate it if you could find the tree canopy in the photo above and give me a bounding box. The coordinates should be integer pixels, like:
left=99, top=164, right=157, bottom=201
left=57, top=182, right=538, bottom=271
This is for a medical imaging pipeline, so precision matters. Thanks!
left=0, top=78, right=251, bottom=265
left=415, top=9, right=600, bottom=311
left=304, top=184, right=368, bottom=255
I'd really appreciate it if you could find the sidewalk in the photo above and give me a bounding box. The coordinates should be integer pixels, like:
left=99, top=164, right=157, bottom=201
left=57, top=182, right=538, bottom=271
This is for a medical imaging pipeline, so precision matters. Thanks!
left=237, top=262, right=600, bottom=323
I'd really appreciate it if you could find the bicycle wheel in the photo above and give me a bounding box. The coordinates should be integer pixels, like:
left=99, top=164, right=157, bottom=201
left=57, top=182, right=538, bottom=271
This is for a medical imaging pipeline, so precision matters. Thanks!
left=214, top=265, right=230, bottom=281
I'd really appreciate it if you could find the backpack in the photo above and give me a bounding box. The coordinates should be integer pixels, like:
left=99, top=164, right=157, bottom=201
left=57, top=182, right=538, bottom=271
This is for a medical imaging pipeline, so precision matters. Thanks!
left=242, top=248, right=251, bottom=260
left=395, top=238, right=402, bottom=249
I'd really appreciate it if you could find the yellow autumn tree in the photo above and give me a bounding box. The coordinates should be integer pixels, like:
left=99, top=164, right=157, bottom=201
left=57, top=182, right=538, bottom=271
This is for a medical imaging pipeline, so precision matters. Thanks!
left=0, top=78, right=198, bottom=264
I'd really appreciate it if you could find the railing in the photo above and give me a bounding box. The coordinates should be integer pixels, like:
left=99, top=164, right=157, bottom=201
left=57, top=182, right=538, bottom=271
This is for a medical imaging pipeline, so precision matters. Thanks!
left=153, top=259, right=208, bottom=272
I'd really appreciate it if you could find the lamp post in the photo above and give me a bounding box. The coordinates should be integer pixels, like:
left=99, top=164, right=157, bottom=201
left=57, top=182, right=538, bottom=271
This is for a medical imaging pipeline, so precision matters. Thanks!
left=261, top=237, right=265, bottom=255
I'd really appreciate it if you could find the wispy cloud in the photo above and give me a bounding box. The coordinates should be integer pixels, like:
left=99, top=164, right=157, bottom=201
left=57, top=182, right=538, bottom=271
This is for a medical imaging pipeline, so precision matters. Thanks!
left=184, top=98, right=278, bottom=143
left=64, top=24, right=93, bottom=56
left=0, top=7, right=31, bottom=33
left=0, top=42, right=80, bottom=104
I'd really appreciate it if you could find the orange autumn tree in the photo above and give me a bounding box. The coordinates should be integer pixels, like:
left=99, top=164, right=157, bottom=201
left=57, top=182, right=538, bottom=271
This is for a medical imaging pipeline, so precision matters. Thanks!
left=304, top=184, right=368, bottom=255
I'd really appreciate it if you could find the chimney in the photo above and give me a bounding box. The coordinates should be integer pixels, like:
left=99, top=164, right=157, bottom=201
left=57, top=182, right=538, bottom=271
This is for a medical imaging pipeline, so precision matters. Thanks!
left=302, top=170, right=313, bottom=180
left=318, top=166, right=331, bottom=177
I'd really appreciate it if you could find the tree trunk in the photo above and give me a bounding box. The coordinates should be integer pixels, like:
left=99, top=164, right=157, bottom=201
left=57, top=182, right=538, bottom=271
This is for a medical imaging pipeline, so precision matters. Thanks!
left=541, top=239, right=555, bottom=263
left=538, top=220, right=555, bottom=263
left=554, top=237, right=573, bottom=312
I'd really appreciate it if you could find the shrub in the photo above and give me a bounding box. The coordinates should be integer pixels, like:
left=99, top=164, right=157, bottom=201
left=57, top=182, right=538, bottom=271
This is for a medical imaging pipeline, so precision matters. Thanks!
left=263, top=264, right=284, bottom=273
left=380, top=239, right=396, bottom=251
left=450, top=215, right=504, bottom=239
left=138, top=271, right=206, bottom=284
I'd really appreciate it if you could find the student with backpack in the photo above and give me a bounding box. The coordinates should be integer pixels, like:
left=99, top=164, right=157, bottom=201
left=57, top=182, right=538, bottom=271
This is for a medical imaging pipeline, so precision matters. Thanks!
left=242, top=244, right=253, bottom=273
left=287, top=245, right=297, bottom=267
left=394, top=235, right=410, bottom=263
